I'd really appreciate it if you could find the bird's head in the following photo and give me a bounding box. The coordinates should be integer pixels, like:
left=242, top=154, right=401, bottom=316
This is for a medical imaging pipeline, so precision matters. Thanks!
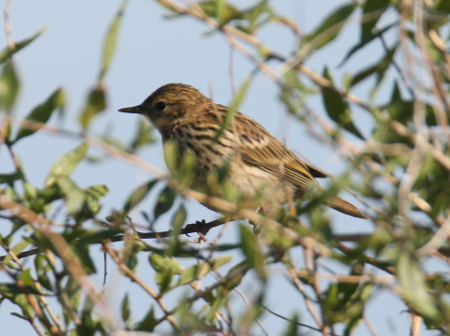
left=119, top=83, right=210, bottom=134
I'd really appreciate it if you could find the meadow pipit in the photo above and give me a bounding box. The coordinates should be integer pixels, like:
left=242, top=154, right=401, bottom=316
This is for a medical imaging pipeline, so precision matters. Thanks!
left=119, top=83, right=366, bottom=219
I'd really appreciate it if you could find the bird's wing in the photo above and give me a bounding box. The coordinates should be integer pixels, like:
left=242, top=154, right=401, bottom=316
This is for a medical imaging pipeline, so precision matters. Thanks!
left=232, top=113, right=325, bottom=190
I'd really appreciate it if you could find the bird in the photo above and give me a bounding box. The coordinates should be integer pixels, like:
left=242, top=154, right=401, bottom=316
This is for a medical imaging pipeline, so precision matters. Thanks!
left=119, top=83, right=366, bottom=219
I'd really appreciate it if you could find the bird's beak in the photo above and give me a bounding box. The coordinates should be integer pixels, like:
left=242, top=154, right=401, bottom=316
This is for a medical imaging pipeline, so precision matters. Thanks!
left=118, top=105, right=144, bottom=114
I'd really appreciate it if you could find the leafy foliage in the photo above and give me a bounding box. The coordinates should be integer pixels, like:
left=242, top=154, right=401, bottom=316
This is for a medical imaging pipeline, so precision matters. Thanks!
left=1, top=0, right=450, bottom=335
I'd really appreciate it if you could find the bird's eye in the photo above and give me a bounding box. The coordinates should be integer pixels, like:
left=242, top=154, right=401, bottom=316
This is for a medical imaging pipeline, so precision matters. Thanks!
left=155, top=102, right=166, bottom=111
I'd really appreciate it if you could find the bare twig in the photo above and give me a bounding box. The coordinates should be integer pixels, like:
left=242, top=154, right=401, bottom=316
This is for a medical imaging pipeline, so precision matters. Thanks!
left=410, top=312, right=422, bottom=336
left=416, top=213, right=450, bottom=258
left=103, top=243, right=179, bottom=329
left=0, top=195, right=125, bottom=334
left=3, top=0, right=15, bottom=50
left=286, top=264, right=324, bottom=332
left=262, top=305, right=334, bottom=335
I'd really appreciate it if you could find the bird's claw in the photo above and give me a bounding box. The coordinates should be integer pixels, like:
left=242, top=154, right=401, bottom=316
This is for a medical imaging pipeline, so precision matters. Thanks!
left=185, top=219, right=209, bottom=236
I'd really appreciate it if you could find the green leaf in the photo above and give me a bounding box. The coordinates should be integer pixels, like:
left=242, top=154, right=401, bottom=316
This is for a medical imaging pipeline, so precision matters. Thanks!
left=123, top=179, right=157, bottom=214
left=178, top=255, right=232, bottom=286
left=216, top=0, right=226, bottom=25
left=80, top=184, right=108, bottom=218
left=75, top=228, right=123, bottom=245
left=62, top=277, right=82, bottom=325
left=239, top=224, right=265, bottom=279
left=34, top=255, right=53, bottom=291
left=45, top=142, right=89, bottom=186
left=413, top=152, right=450, bottom=216
left=361, top=0, right=390, bottom=38
left=99, top=0, right=129, bottom=81
left=18, top=269, right=35, bottom=288
left=350, top=47, right=396, bottom=89
left=54, top=180, right=106, bottom=220
left=433, top=0, right=450, bottom=14
left=56, top=178, right=85, bottom=214
left=0, top=283, right=42, bottom=295
left=0, top=26, right=46, bottom=64
left=382, top=82, right=440, bottom=127
left=163, top=140, right=179, bottom=172
left=1, top=238, right=29, bottom=266
left=171, top=204, right=187, bottom=232
left=241, top=1, right=274, bottom=34
left=0, top=60, right=20, bottom=113
left=130, top=119, right=155, bottom=152
left=398, top=252, right=440, bottom=320
left=223, top=262, right=248, bottom=291
left=338, top=23, right=395, bottom=67
left=149, top=253, right=182, bottom=273
left=154, top=185, right=177, bottom=221
left=301, top=3, right=357, bottom=53
left=323, top=270, right=372, bottom=327
left=206, top=287, right=225, bottom=323
left=149, top=253, right=181, bottom=293
left=198, top=0, right=244, bottom=25
left=135, top=306, right=156, bottom=331
left=14, top=87, right=66, bottom=143
left=213, top=75, right=253, bottom=142
left=121, top=294, right=130, bottom=323
left=321, top=68, right=364, bottom=139
left=0, top=172, right=23, bottom=184
left=281, top=312, right=300, bottom=336
left=71, top=244, right=96, bottom=274
left=79, top=85, right=107, bottom=131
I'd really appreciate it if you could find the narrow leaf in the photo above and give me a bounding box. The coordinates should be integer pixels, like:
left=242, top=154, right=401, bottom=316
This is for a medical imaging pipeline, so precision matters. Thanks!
left=398, top=252, right=440, bottom=320
left=178, top=255, right=231, bottom=286
left=321, top=68, right=364, bottom=139
left=154, top=185, right=177, bottom=221
left=79, top=85, right=106, bottom=131
left=171, top=204, right=186, bottom=231
left=0, top=60, right=20, bottom=113
left=361, top=0, right=390, bottom=38
left=1, top=239, right=29, bottom=266
left=350, top=47, right=396, bottom=88
left=121, top=294, right=131, bottom=323
left=45, top=142, right=89, bottom=186
left=301, top=4, right=357, bottom=53
left=72, top=244, right=96, bottom=274
left=0, top=283, right=42, bottom=295
left=149, top=253, right=181, bottom=293
left=80, top=184, right=108, bottom=218
left=198, top=0, right=244, bottom=24
left=99, top=0, right=129, bottom=81
left=239, top=224, right=265, bottom=279
left=130, top=119, right=155, bottom=152
left=135, top=306, right=156, bottom=331
left=123, top=179, right=157, bottom=214
left=15, top=88, right=66, bottom=142
left=338, top=23, right=395, bottom=67
left=0, top=26, right=46, bottom=64
left=213, top=75, right=253, bottom=142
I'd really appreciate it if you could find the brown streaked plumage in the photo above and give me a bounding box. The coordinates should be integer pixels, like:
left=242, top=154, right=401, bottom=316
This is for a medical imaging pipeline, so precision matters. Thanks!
left=119, top=83, right=366, bottom=219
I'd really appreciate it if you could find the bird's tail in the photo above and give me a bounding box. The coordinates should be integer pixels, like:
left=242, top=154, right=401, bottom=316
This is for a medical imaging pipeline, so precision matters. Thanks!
left=324, top=196, right=367, bottom=219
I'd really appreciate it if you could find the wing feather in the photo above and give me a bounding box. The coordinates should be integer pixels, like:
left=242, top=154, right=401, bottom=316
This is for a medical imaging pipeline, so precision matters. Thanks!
left=231, top=112, right=324, bottom=190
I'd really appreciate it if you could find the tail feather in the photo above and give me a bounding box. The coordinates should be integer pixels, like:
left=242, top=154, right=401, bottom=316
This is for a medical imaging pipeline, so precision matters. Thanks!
left=324, top=197, right=367, bottom=219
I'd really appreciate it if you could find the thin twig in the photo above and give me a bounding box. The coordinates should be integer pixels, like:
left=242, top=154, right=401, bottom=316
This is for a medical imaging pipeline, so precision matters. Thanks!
left=262, top=305, right=337, bottom=335
left=0, top=195, right=125, bottom=333
left=286, top=266, right=323, bottom=331
left=3, top=0, right=15, bottom=50
left=103, top=243, right=179, bottom=329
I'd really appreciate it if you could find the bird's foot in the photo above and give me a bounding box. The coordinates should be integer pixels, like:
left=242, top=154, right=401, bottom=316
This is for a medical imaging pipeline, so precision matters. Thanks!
left=184, top=219, right=210, bottom=236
